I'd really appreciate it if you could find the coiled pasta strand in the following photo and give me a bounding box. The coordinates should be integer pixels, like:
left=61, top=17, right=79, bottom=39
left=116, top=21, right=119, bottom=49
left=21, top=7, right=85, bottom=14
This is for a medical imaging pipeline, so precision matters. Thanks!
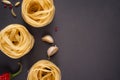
left=27, top=60, right=61, bottom=80
left=22, top=0, right=55, bottom=28
left=0, top=24, right=34, bottom=59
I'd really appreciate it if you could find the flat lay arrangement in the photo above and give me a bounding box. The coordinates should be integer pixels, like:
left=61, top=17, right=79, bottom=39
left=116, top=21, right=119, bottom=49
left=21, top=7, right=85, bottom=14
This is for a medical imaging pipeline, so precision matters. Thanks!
left=0, top=0, right=61, bottom=80
left=1, top=0, right=120, bottom=80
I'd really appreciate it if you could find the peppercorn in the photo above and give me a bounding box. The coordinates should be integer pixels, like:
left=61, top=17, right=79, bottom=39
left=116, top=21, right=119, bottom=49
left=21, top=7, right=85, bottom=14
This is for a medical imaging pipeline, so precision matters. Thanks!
left=54, top=26, right=58, bottom=32
left=4, top=4, right=7, bottom=8
left=9, top=4, right=13, bottom=9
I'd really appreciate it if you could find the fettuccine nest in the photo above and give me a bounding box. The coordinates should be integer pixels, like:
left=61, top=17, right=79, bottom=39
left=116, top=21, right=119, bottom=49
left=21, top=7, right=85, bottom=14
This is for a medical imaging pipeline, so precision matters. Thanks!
left=0, top=24, right=34, bottom=59
left=22, top=0, right=55, bottom=28
left=27, top=60, right=61, bottom=80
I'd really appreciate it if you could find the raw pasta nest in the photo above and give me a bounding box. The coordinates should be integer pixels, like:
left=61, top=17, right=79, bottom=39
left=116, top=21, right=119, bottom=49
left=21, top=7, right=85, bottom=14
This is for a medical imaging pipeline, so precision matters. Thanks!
left=0, top=24, right=34, bottom=59
left=22, top=0, right=55, bottom=28
left=27, top=60, right=61, bottom=80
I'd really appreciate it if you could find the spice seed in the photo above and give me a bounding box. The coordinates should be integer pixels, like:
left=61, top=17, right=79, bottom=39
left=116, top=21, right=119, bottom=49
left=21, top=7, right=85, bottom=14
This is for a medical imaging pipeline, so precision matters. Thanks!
left=11, top=8, right=16, bottom=17
left=4, top=4, right=7, bottom=8
left=15, top=2, right=20, bottom=7
left=9, top=4, right=12, bottom=9
left=2, top=0, right=12, bottom=5
left=54, top=26, right=58, bottom=32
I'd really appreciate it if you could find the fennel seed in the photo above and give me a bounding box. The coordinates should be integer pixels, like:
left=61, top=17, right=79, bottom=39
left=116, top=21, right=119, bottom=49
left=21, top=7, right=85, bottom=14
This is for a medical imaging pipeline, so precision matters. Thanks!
left=11, top=8, right=16, bottom=17
left=15, top=1, right=20, bottom=7
left=2, top=0, right=12, bottom=5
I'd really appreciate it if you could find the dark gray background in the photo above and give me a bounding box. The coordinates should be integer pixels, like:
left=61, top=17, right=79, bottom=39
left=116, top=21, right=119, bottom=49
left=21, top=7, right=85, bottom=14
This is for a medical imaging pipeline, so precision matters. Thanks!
left=0, top=0, right=120, bottom=80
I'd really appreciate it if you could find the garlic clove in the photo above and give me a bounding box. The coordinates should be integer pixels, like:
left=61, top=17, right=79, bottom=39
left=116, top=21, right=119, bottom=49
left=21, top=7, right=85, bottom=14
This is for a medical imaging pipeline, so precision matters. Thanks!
left=47, top=45, right=59, bottom=57
left=15, top=1, right=20, bottom=7
left=42, top=35, right=54, bottom=43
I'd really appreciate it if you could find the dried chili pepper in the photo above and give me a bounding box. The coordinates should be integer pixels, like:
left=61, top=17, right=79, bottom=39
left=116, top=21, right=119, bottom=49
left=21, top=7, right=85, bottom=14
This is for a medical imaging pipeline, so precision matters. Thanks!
left=0, top=63, right=22, bottom=80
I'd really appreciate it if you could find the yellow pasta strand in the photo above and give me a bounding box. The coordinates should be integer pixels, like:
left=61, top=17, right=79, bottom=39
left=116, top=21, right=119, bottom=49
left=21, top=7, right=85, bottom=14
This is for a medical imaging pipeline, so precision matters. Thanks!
left=27, top=60, right=61, bottom=80
left=0, top=24, right=35, bottom=59
left=22, top=0, right=55, bottom=28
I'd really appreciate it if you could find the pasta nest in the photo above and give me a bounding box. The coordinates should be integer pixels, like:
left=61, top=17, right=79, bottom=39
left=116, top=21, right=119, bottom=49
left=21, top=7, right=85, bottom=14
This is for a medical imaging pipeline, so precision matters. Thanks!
left=27, top=60, right=61, bottom=80
left=0, top=24, right=34, bottom=59
left=22, top=0, right=55, bottom=28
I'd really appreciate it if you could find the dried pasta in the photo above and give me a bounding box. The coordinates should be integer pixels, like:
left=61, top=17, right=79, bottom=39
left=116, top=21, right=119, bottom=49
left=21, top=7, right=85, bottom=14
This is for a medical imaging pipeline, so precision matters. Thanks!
left=27, top=60, right=61, bottom=80
left=0, top=24, right=34, bottom=59
left=22, top=0, right=55, bottom=28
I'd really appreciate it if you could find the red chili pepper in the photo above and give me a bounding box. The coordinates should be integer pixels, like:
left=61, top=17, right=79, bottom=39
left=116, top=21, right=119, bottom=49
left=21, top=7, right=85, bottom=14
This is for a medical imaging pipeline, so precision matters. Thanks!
left=0, top=63, right=22, bottom=80
left=0, top=73, right=10, bottom=80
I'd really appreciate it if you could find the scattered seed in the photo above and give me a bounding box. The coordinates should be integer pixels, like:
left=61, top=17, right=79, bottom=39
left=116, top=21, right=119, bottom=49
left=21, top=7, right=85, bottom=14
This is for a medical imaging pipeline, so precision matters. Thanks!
left=15, top=1, right=20, bottom=7
left=2, top=0, right=9, bottom=1
left=11, top=8, right=16, bottom=17
left=2, top=0, right=12, bottom=5
left=9, top=4, right=13, bottom=9
left=54, top=26, right=58, bottom=32
left=4, top=4, right=7, bottom=8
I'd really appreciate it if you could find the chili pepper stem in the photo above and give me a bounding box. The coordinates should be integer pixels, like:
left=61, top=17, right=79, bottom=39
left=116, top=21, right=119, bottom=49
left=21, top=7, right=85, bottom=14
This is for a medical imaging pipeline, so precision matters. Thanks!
left=10, top=62, right=22, bottom=79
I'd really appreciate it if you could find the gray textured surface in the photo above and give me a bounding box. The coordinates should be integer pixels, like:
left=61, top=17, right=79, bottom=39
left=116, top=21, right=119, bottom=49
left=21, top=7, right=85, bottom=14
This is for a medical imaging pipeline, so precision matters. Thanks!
left=0, top=0, right=120, bottom=80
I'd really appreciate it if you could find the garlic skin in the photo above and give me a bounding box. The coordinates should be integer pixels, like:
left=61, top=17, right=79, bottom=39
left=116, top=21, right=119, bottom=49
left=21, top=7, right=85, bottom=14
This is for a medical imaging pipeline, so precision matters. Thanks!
left=42, top=35, right=54, bottom=43
left=47, top=45, right=59, bottom=57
